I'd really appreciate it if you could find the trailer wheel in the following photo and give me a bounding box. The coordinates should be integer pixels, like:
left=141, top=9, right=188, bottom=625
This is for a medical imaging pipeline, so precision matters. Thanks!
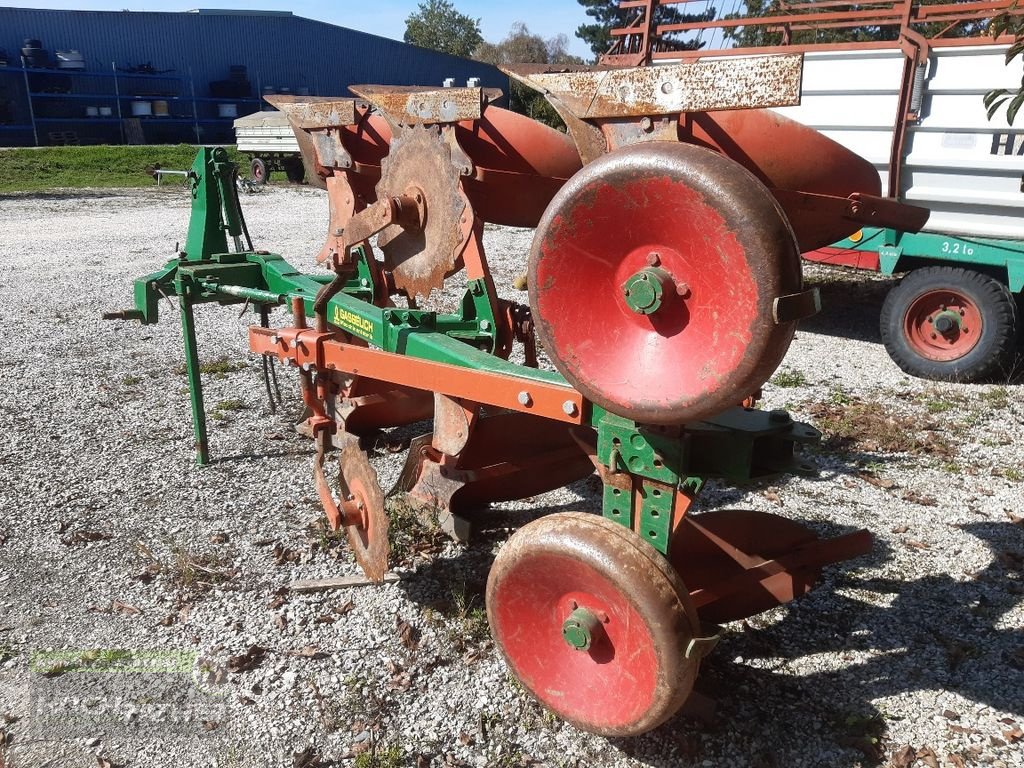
left=880, top=266, right=1018, bottom=382
left=487, top=512, right=702, bottom=736
left=284, top=158, right=305, bottom=184
left=250, top=157, right=269, bottom=184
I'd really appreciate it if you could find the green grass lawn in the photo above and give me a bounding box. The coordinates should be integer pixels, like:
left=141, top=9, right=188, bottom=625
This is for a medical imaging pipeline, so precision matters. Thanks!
left=0, top=144, right=244, bottom=193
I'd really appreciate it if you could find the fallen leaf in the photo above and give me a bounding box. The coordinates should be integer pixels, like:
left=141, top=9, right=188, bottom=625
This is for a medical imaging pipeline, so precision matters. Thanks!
left=158, top=614, right=176, bottom=627
left=95, top=757, right=117, bottom=768
left=333, top=599, right=355, bottom=616
left=902, top=491, right=938, bottom=507
left=892, top=525, right=910, bottom=534
left=416, top=755, right=430, bottom=768
left=905, top=539, right=930, bottom=550
left=314, top=615, right=336, bottom=625
left=946, top=754, right=966, bottom=768
left=268, top=594, right=287, bottom=610
left=915, top=746, right=939, bottom=768
left=227, top=645, right=266, bottom=673
left=273, top=542, right=301, bottom=566
left=238, top=695, right=255, bottom=706
left=947, top=723, right=980, bottom=735
left=1002, top=726, right=1023, bottom=743
left=858, top=472, right=895, bottom=489
left=292, top=747, right=320, bottom=768
left=396, top=616, right=420, bottom=652
left=941, top=709, right=959, bottom=721
left=209, top=533, right=229, bottom=544
left=458, top=731, right=473, bottom=746
left=274, top=614, right=288, bottom=632
left=762, top=488, right=781, bottom=504
left=990, top=736, right=1006, bottom=748
left=201, top=720, right=218, bottom=731
left=1000, top=717, right=1017, bottom=725
left=890, top=744, right=916, bottom=768
left=111, top=600, right=142, bottom=616
left=63, top=530, right=112, bottom=546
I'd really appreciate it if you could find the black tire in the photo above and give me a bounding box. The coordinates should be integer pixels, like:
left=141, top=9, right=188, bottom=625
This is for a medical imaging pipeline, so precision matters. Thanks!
left=880, top=266, right=1019, bottom=382
left=250, top=157, right=268, bottom=184
left=284, top=158, right=305, bottom=184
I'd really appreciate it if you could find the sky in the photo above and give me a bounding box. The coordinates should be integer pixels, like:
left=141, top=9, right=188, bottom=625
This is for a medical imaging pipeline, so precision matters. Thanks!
left=6, top=0, right=597, bottom=58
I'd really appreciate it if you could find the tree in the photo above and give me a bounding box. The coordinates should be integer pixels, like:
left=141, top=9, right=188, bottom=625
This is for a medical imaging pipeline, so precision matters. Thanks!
left=474, top=22, right=584, bottom=127
left=576, top=0, right=715, bottom=61
left=985, top=10, right=1024, bottom=124
left=404, top=0, right=484, bottom=58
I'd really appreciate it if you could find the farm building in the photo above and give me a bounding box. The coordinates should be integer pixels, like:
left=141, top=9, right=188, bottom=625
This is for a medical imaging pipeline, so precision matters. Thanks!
left=0, top=6, right=506, bottom=146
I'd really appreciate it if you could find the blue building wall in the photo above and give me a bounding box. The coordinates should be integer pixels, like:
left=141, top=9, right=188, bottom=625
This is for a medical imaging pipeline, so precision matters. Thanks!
left=0, top=7, right=507, bottom=146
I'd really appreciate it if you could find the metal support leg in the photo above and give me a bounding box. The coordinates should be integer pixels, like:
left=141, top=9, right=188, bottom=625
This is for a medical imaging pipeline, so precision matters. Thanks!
left=180, top=297, right=210, bottom=465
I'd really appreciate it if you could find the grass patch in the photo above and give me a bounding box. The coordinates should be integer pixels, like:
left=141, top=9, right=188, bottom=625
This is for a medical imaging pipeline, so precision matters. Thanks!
left=386, top=498, right=445, bottom=568
left=122, top=375, right=143, bottom=386
left=805, top=394, right=953, bottom=456
left=173, top=355, right=247, bottom=378
left=169, top=547, right=236, bottom=594
left=981, top=386, right=1010, bottom=411
left=354, top=745, right=403, bottom=768
left=771, top=368, right=807, bottom=388
left=0, top=144, right=244, bottom=193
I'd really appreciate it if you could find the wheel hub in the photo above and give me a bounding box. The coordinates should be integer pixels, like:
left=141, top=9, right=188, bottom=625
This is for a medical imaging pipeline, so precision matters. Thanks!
left=622, top=268, right=672, bottom=315
left=561, top=606, right=603, bottom=651
left=904, top=290, right=982, bottom=362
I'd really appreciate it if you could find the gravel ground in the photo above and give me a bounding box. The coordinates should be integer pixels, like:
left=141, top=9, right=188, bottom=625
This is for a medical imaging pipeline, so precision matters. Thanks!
left=0, top=185, right=1021, bottom=768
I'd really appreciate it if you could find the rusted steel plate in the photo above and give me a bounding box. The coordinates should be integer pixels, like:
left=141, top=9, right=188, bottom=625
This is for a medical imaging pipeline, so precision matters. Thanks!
left=348, top=85, right=499, bottom=124
left=264, top=95, right=358, bottom=128
left=505, top=54, right=803, bottom=118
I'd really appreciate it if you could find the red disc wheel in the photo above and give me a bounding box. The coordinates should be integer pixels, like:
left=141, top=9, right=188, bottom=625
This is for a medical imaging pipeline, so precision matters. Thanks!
left=487, top=512, right=701, bottom=736
left=902, top=288, right=983, bottom=362
left=529, top=143, right=802, bottom=424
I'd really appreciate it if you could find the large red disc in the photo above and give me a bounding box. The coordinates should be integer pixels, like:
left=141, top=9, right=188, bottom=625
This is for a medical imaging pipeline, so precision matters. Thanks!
left=529, top=143, right=803, bottom=424
left=487, top=512, right=701, bottom=736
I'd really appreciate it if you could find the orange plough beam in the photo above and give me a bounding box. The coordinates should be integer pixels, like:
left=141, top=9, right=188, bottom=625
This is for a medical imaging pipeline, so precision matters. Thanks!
left=249, top=325, right=586, bottom=426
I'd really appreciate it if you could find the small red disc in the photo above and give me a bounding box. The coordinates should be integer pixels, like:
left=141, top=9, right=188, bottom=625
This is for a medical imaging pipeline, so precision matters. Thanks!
left=529, top=143, right=802, bottom=424
left=487, top=512, right=700, bottom=736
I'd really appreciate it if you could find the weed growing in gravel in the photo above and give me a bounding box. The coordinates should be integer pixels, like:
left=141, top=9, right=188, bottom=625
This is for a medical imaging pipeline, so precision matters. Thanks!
left=804, top=394, right=953, bottom=456
left=354, top=744, right=402, bottom=768
left=771, top=368, right=807, bottom=388
left=445, top=580, right=490, bottom=652
left=999, top=467, right=1024, bottom=482
left=981, top=386, right=1011, bottom=410
left=386, top=498, right=445, bottom=567
left=211, top=398, right=249, bottom=421
left=173, top=356, right=247, bottom=378
left=170, top=546, right=237, bottom=594
left=122, top=374, right=142, bottom=386
left=917, top=387, right=965, bottom=414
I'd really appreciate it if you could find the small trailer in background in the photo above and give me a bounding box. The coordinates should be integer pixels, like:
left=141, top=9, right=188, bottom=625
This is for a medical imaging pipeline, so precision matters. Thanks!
left=233, top=109, right=304, bottom=184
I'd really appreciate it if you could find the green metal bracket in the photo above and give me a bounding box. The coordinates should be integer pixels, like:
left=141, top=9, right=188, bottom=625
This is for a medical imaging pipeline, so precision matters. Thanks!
left=596, top=413, right=685, bottom=484
left=183, top=148, right=230, bottom=261
left=637, top=479, right=674, bottom=551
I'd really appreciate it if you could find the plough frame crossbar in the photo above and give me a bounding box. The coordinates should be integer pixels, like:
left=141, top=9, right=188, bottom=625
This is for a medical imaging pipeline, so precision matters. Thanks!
left=112, top=130, right=874, bottom=736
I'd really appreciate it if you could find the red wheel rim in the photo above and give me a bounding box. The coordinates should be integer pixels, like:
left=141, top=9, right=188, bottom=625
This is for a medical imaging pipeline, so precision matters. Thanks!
left=529, top=143, right=801, bottom=425
left=487, top=513, right=699, bottom=736
left=903, top=289, right=982, bottom=362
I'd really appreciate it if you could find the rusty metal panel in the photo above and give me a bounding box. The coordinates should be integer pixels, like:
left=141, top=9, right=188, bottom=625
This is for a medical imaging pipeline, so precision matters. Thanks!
left=263, top=96, right=359, bottom=129
left=506, top=54, right=803, bottom=118
left=348, top=85, right=500, bottom=124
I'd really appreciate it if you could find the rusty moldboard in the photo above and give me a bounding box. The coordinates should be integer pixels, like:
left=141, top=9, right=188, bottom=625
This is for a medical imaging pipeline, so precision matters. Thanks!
left=503, top=54, right=803, bottom=118
left=347, top=85, right=501, bottom=125
left=263, top=95, right=359, bottom=128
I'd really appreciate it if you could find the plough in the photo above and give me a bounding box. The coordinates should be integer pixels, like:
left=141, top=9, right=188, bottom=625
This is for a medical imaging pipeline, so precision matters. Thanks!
left=111, top=53, right=927, bottom=735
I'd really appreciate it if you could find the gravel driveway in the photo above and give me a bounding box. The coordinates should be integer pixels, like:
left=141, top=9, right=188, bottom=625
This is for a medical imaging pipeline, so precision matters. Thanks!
left=0, top=185, right=1021, bottom=768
